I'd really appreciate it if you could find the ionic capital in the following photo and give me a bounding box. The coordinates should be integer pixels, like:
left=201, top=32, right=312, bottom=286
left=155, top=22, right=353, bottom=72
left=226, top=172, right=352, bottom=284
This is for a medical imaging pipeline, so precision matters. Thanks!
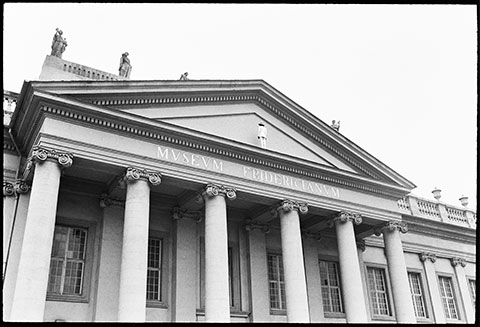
left=99, top=193, right=125, bottom=208
left=172, top=207, right=203, bottom=223
left=327, top=211, right=362, bottom=227
left=450, top=257, right=467, bottom=268
left=196, top=183, right=237, bottom=203
left=124, top=167, right=162, bottom=186
left=244, top=219, right=270, bottom=234
left=272, top=199, right=309, bottom=217
left=374, top=220, right=408, bottom=236
left=302, top=230, right=322, bottom=241
left=356, top=239, right=366, bottom=252
left=30, top=145, right=73, bottom=168
left=3, top=180, right=31, bottom=197
left=419, top=252, right=437, bottom=263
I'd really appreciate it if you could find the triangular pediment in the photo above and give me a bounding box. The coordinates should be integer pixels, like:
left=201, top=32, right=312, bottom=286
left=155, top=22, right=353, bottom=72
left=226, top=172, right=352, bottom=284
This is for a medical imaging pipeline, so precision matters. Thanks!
left=22, top=79, right=416, bottom=191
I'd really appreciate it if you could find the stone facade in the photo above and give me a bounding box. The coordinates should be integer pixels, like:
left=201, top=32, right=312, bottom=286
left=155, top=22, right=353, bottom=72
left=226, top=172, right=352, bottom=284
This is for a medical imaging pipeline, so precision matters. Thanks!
left=2, top=56, right=476, bottom=323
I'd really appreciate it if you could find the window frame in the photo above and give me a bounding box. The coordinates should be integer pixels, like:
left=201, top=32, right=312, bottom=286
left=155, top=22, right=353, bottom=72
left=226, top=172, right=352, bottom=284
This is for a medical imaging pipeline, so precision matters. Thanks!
left=407, top=269, right=430, bottom=321
left=318, top=258, right=345, bottom=318
left=364, top=264, right=395, bottom=321
left=146, top=230, right=169, bottom=308
left=267, top=251, right=286, bottom=315
left=437, top=273, right=461, bottom=321
left=46, top=218, right=96, bottom=303
left=466, top=277, right=475, bottom=315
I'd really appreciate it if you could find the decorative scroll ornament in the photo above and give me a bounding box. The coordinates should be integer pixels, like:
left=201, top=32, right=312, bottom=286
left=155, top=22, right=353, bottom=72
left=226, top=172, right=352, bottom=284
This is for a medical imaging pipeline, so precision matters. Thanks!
left=419, top=252, right=437, bottom=263
left=197, top=183, right=237, bottom=203
left=31, top=145, right=73, bottom=168
left=124, top=167, right=162, bottom=186
left=302, top=230, right=322, bottom=241
left=272, top=199, right=309, bottom=217
left=374, top=220, right=408, bottom=236
left=356, top=239, right=366, bottom=252
left=172, top=207, right=203, bottom=223
left=3, top=181, right=31, bottom=197
left=3, top=182, right=14, bottom=196
left=99, top=193, right=125, bottom=208
left=450, top=257, right=467, bottom=268
left=327, top=211, right=362, bottom=228
left=244, top=219, right=270, bottom=234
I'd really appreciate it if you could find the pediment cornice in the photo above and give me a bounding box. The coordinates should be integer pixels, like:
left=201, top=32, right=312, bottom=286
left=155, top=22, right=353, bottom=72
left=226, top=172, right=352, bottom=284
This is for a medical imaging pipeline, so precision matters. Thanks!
left=10, top=80, right=415, bottom=198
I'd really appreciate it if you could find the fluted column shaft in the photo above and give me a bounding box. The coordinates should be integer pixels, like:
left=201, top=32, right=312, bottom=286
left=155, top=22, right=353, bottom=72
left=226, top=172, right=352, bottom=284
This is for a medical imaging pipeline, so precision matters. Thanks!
left=202, top=184, right=236, bottom=322
left=117, top=168, right=161, bottom=322
left=377, top=221, right=416, bottom=323
left=332, top=212, right=368, bottom=322
left=276, top=200, right=310, bottom=323
left=10, top=147, right=73, bottom=321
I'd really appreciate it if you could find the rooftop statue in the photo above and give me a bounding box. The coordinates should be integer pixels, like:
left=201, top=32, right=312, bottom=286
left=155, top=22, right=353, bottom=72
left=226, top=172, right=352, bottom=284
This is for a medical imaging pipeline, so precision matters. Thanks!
left=51, top=28, right=68, bottom=58
left=119, top=52, right=132, bottom=78
left=179, top=72, right=189, bottom=80
left=331, top=120, right=340, bottom=131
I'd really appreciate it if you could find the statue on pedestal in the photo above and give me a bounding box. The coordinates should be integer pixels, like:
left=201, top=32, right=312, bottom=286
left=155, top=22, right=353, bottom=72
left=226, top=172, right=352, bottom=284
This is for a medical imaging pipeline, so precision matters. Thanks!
left=51, top=28, right=68, bottom=58
left=119, top=52, right=132, bottom=78
left=179, top=72, right=189, bottom=80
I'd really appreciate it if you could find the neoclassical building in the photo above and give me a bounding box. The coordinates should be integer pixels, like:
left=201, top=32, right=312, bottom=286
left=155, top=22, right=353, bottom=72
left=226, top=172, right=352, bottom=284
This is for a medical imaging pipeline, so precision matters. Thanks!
left=3, top=54, right=476, bottom=323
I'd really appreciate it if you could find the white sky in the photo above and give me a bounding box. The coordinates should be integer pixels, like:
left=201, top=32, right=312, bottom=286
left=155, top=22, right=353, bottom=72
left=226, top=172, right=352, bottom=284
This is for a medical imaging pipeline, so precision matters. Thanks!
left=3, top=3, right=477, bottom=209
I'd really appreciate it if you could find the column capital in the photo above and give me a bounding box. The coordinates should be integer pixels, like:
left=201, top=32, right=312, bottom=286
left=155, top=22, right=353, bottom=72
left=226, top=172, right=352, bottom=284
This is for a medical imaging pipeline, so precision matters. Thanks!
left=30, top=145, right=74, bottom=168
left=419, top=252, right=437, bottom=263
left=196, top=183, right=237, bottom=203
left=124, top=167, right=162, bottom=186
left=327, top=211, right=362, bottom=227
left=244, top=219, right=270, bottom=234
left=99, top=193, right=125, bottom=208
left=356, top=239, right=366, bottom=252
left=302, top=230, right=322, bottom=241
left=374, top=220, right=408, bottom=236
left=172, top=206, right=203, bottom=223
left=3, top=180, right=31, bottom=197
left=450, top=257, right=467, bottom=268
left=272, top=199, right=309, bottom=217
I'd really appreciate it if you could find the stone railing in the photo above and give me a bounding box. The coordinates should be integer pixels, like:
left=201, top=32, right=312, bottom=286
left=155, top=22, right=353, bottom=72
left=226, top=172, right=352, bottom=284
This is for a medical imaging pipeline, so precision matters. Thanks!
left=397, top=194, right=476, bottom=229
left=60, top=60, right=126, bottom=81
left=3, top=90, right=18, bottom=126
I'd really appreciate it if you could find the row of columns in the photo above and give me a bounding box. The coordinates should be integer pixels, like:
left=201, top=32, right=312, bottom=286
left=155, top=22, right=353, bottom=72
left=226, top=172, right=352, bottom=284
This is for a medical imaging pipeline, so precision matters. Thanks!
left=7, top=145, right=469, bottom=323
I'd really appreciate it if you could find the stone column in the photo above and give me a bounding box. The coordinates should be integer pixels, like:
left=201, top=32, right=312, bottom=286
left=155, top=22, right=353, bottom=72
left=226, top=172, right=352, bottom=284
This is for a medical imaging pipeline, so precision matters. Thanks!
left=329, top=211, right=368, bottom=322
left=10, top=146, right=73, bottom=321
left=450, top=257, right=475, bottom=323
left=117, top=167, right=161, bottom=322
left=302, top=231, right=325, bottom=323
left=172, top=207, right=202, bottom=322
left=419, top=252, right=445, bottom=323
left=273, top=200, right=310, bottom=323
left=200, top=184, right=236, bottom=322
left=94, top=195, right=125, bottom=322
left=375, top=221, right=416, bottom=323
left=245, top=219, right=271, bottom=322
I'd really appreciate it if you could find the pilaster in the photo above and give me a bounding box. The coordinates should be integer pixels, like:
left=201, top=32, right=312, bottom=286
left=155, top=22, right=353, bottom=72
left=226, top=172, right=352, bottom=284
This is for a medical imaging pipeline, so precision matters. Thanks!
left=450, top=257, right=475, bottom=323
left=419, top=252, right=445, bottom=323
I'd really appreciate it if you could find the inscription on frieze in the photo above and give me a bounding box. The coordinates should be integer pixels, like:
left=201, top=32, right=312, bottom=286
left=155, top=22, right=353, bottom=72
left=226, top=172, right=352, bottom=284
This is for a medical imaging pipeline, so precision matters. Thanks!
left=157, top=145, right=341, bottom=199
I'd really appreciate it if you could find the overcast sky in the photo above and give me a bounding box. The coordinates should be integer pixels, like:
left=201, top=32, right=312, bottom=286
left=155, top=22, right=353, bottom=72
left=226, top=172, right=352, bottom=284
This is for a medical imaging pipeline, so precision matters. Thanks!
left=3, top=3, right=477, bottom=208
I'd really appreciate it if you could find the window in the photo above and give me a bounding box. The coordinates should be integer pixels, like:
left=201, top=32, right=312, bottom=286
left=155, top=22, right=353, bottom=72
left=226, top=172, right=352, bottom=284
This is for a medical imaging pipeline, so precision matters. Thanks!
left=366, top=266, right=391, bottom=317
left=408, top=272, right=428, bottom=318
left=319, top=260, right=343, bottom=314
left=48, top=225, right=87, bottom=296
left=267, top=253, right=286, bottom=311
left=146, top=238, right=162, bottom=301
left=468, top=279, right=475, bottom=314
left=438, top=276, right=459, bottom=320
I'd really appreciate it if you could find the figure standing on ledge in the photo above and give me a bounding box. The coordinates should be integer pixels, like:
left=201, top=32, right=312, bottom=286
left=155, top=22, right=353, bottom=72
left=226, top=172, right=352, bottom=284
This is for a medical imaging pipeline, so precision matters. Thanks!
left=179, top=72, right=189, bottom=80
left=258, top=122, right=267, bottom=149
left=51, top=28, right=68, bottom=58
left=119, top=52, right=132, bottom=78
left=331, top=120, right=340, bottom=131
